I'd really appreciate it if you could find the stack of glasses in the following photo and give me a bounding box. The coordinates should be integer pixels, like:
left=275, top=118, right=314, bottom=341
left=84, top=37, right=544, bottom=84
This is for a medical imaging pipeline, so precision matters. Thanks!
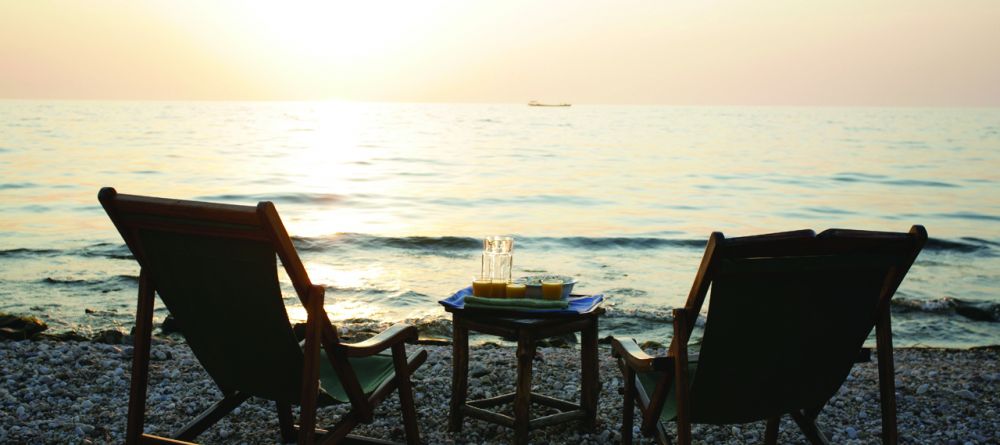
left=472, top=236, right=526, bottom=298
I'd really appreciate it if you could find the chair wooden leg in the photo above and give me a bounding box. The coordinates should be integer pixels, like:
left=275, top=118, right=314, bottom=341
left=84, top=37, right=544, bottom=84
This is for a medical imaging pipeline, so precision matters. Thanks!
left=172, top=392, right=250, bottom=441
left=318, top=412, right=361, bottom=445
left=764, top=416, right=780, bottom=445
left=876, top=309, right=898, bottom=445
left=621, top=366, right=636, bottom=445
left=298, top=288, right=324, bottom=445
left=340, top=435, right=398, bottom=444
left=672, top=309, right=692, bottom=445
left=277, top=401, right=296, bottom=444
left=791, top=410, right=830, bottom=445
left=654, top=421, right=672, bottom=445
left=392, top=343, right=421, bottom=444
left=125, top=270, right=155, bottom=445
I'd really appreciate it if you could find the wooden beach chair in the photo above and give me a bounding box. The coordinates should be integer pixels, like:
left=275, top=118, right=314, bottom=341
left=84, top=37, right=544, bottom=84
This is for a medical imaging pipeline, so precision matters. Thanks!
left=99, top=187, right=427, bottom=445
left=611, top=226, right=926, bottom=445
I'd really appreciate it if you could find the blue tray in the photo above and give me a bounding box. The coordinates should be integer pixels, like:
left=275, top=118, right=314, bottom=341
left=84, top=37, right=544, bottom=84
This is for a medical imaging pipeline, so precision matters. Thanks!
left=439, top=286, right=604, bottom=315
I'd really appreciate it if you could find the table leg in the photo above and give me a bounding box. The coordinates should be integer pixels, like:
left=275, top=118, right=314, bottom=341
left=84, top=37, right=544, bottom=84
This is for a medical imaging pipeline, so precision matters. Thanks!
left=514, top=329, right=536, bottom=445
left=581, top=319, right=599, bottom=431
left=449, top=319, right=469, bottom=432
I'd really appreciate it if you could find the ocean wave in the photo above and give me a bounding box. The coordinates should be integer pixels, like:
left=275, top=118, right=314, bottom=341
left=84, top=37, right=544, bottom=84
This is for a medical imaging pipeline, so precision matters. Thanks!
left=935, top=212, right=1000, bottom=222
left=292, top=234, right=479, bottom=253
left=197, top=193, right=347, bottom=205
left=0, top=233, right=994, bottom=268
left=292, top=233, right=993, bottom=255
left=602, top=306, right=707, bottom=327
left=603, top=288, right=649, bottom=298
left=0, top=182, right=39, bottom=190
left=40, top=275, right=137, bottom=287
left=11, top=235, right=984, bottom=260
left=831, top=173, right=959, bottom=188
left=0, top=247, right=61, bottom=257
left=42, top=277, right=107, bottom=287
left=532, top=237, right=706, bottom=249
left=892, top=297, right=999, bottom=322
left=77, top=243, right=134, bottom=260
left=428, top=195, right=612, bottom=207
left=923, top=238, right=995, bottom=254
left=291, top=234, right=707, bottom=253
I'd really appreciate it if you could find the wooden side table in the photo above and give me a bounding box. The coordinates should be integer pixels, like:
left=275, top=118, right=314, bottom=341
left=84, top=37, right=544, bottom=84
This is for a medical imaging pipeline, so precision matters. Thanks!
left=445, top=303, right=605, bottom=444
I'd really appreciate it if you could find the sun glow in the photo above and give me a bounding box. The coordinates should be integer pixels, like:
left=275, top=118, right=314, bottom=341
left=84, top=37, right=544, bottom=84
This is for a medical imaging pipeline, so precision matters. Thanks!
left=284, top=262, right=398, bottom=323
left=143, top=1, right=447, bottom=99
left=257, top=102, right=420, bottom=237
left=304, top=262, right=393, bottom=292
left=4, top=1, right=999, bottom=104
left=285, top=299, right=382, bottom=324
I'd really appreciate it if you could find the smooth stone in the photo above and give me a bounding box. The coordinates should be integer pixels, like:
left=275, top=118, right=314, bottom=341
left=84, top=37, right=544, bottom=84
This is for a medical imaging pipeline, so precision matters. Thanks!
left=90, top=329, right=124, bottom=344
left=470, top=365, right=489, bottom=378
left=955, top=389, right=976, bottom=400
left=846, top=426, right=858, bottom=439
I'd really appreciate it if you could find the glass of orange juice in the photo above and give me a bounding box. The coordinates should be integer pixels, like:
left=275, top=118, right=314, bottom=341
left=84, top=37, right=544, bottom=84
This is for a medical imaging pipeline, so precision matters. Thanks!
left=505, top=282, right=527, bottom=299
left=490, top=279, right=508, bottom=298
left=472, top=276, right=492, bottom=297
left=541, top=279, right=564, bottom=300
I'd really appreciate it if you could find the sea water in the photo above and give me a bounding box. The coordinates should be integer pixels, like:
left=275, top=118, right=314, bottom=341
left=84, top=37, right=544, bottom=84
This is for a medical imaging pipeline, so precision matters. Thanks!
left=1, top=101, right=998, bottom=348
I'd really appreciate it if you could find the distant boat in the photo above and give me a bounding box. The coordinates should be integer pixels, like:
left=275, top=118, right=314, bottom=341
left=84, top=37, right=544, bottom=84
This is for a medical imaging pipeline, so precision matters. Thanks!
left=528, top=100, right=571, bottom=107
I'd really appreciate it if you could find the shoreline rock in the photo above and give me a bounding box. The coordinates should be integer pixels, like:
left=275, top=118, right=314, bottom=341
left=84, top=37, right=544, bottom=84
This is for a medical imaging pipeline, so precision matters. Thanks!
left=0, top=313, right=48, bottom=340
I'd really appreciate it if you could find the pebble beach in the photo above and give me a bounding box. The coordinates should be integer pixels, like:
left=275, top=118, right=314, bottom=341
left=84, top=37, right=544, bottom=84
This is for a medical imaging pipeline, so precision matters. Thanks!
left=1, top=338, right=997, bottom=444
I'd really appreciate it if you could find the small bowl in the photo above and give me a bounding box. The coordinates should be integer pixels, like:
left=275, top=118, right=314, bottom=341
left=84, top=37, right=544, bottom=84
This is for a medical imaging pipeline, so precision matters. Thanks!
left=518, top=275, right=578, bottom=300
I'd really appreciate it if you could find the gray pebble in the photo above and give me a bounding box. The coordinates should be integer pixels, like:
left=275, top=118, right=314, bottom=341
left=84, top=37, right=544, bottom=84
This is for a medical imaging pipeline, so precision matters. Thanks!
left=956, top=389, right=976, bottom=400
left=846, top=426, right=858, bottom=439
left=2, top=338, right=998, bottom=444
left=470, top=365, right=489, bottom=378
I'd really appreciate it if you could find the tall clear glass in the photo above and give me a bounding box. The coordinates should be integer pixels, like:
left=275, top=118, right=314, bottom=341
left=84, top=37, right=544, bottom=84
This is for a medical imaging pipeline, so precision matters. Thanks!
left=481, top=236, right=514, bottom=296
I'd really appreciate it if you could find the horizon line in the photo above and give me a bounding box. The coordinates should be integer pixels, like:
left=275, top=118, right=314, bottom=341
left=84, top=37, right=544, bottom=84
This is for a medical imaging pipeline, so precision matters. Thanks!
left=2, top=97, right=1000, bottom=109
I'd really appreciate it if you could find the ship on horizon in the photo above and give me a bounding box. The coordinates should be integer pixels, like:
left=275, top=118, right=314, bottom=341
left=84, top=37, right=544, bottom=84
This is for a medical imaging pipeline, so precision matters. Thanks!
left=528, top=100, right=571, bottom=107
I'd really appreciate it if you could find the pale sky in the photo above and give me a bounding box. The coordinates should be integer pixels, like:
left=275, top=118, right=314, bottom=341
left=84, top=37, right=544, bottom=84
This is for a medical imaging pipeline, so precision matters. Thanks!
left=1, top=0, right=998, bottom=105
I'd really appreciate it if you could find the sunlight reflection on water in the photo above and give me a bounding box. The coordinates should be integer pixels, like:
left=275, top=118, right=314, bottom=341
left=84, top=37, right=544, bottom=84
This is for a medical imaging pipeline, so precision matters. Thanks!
left=1, top=101, right=998, bottom=347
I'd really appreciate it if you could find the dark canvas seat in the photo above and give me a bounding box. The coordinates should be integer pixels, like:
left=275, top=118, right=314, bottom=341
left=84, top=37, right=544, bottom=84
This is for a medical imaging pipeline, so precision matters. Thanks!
left=99, top=187, right=427, bottom=445
left=612, top=226, right=926, bottom=445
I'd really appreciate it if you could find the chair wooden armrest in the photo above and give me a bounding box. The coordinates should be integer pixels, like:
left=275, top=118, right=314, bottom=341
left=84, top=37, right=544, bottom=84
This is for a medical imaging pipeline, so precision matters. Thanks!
left=611, top=336, right=673, bottom=372
left=340, top=323, right=419, bottom=357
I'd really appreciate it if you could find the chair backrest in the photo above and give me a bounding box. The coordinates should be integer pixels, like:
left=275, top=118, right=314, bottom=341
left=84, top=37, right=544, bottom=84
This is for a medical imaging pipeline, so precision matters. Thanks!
left=99, top=187, right=317, bottom=403
left=684, top=227, right=925, bottom=424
